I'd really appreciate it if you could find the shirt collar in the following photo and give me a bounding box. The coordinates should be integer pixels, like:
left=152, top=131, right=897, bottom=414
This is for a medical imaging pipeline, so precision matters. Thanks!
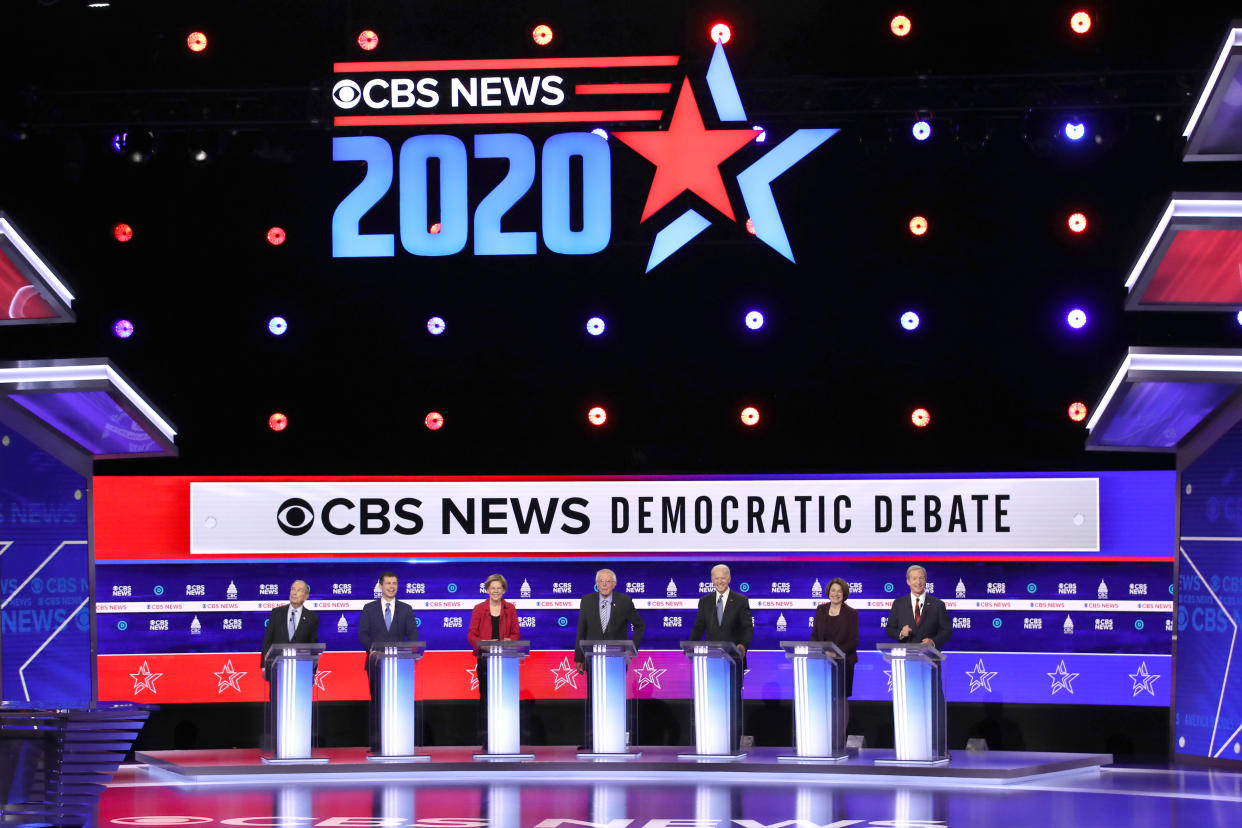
left=717, top=589, right=730, bottom=601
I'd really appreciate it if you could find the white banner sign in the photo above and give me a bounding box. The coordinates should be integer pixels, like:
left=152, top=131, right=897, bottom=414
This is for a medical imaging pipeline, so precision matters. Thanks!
left=189, top=478, right=1099, bottom=555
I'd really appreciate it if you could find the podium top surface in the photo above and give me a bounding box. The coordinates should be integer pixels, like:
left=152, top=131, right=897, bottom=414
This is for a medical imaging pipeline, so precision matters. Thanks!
left=779, top=640, right=846, bottom=658
left=367, top=641, right=426, bottom=657
left=262, top=642, right=325, bottom=666
left=579, top=640, right=637, bottom=655
left=679, top=640, right=742, bottom=658
left=474, top=640, right=531, bottom=656
left=876, top=642, right=943, bottom=661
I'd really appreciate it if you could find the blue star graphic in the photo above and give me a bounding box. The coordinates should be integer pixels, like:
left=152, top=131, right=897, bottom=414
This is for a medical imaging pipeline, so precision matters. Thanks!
left=1047, top=659, right=1079, bottom=695
left=965, top=659, right=998, bottom=693
left=1129, top=661, right=1160, bottom=697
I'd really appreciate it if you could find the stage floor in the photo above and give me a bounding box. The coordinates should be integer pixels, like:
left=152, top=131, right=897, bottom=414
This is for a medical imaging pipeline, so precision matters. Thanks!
left=136, top=745, right=1111, bottom=785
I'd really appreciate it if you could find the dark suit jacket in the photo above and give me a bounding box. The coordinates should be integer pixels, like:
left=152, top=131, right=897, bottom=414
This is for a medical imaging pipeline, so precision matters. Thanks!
left=261, top=603, right=319, bottom=680
left=467, top=599, right=520, bottom=650
left=690, top=589, right=753, bottom=667
left=885, top=593, right=952, bottom=648
left=358, top=599, right=419, bottom=673
left=574, top=592, right=646, bottom=665
left=811, top=601, right=860, bottom=696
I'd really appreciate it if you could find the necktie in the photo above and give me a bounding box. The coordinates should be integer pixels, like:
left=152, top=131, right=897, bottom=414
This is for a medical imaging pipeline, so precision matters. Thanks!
left=600, top=599, right=610, bottom=633
left=914, top=599, right=922, bottom=628
left=288, top=609, right=297, bottom=639
left=716, top=594, right=725, bottom=625
left=385, top=602, right=392, bottom=631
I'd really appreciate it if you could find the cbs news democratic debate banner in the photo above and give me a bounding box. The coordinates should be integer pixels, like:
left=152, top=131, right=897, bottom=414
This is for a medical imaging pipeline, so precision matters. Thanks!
left=93, top=472, right=1174, bottom=706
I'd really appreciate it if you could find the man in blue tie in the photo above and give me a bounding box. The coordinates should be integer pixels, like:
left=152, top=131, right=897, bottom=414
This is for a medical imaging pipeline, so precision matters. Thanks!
left=261, top=580, right=318, bottom=681
left=690, top=564, right=753, bottom=752
left=358, top=571, right=420, bottom=751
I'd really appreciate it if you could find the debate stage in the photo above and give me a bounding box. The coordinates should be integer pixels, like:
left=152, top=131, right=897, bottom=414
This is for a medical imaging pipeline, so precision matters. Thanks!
left=137, top=745, right=1111, bottom=785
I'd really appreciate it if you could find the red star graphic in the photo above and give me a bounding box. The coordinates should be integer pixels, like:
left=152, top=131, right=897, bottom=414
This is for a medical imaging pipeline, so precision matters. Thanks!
left=613, top=78, right=757, bottom=222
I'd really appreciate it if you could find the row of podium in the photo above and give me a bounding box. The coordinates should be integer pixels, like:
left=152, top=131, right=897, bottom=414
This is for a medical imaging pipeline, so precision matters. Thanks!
left=263, top=640, right=948, bottom=766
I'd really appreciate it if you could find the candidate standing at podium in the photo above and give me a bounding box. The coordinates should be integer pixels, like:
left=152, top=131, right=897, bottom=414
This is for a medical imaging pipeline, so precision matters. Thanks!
left=467, top=573, right=521, bottom=746
left=261, top=579, right=319, bottom=681
left=690, top=564, right=752, bottom=751
left=884, top=565, right=952, bottom=648
left=811, top=577, right=859, bottom=696
left=358, top=571, right=419, bottom=751
left=574, top=569, right=646, bottom=746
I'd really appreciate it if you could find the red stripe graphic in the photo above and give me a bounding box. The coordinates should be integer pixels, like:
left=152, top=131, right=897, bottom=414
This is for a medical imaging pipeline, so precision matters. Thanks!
left=334, top=110, right=663, bottom=127
left=334, top=56, right=681, bottom=73
left=575, top=82, right=673, bottom=95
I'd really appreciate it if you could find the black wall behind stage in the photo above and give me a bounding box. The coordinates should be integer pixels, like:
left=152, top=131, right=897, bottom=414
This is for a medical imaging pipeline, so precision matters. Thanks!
left=4, top=0, right=1240, bottom=478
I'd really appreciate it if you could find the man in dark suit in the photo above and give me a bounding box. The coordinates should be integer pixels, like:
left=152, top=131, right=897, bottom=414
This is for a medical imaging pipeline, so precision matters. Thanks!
left=574, top=568, right=646, bottom=749
left=885, top=564, right=952, bottom=648
left=261, top=579, right=318, bottom=681
left=358, top=571, right=419, bottom=752
left=690, top=564, right=753, bottom=752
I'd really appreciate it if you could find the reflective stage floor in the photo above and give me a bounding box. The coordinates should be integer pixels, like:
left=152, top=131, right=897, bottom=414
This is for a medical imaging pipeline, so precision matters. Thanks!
left=83, top=753, right=1242, bottom=828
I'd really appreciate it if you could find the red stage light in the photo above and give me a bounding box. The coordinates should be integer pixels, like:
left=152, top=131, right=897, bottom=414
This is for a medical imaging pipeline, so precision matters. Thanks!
left=532, top=24, right=553, bottom=46
left=1068, top=402, right=1088, bottom=422
left=186, top=32, right=207, bottom=53
left=911, top=408, right=930, bottom=428
left=1070, top=11, right=1092, bottom=34
left=588, top=406, right=607, bottom=426
left=891, top=15, right=912, bottom=37
left=745, top=217, right=756, bottom=235
left=424, top=411, right=444, bottom=431
left=268, top=413, right=288, bottom=432
left=112, top=223, right=133, bottom=243
left=266, top=227, right=286, bottom=246
left=1067, top=212, right=1088, bottom=233
left=429, top=223, right=442, bottom=235
left=357, top=30, right=379, bottom=51
left=740, top=406, right=760, bottom=426
left=710, top=23, right=732, bottom=45
left=909, top=216, right=928, bottom=236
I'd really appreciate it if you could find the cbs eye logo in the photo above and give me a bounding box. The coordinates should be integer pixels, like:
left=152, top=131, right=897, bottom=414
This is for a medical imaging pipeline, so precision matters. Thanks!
left=277, top=498, right=315, bottom=536
left=332, top=79, right=362, bottom=109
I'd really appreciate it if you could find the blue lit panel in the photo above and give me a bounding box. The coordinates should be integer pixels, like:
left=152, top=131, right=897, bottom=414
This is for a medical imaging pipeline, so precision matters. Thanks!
left=8, top=390, right=160, bottom=456
left=1093, top=381, right=1236, bottom=448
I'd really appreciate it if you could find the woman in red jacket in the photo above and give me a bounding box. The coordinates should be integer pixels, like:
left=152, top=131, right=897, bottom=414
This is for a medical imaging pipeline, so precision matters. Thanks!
left=468, top=573, right=521, bottom=745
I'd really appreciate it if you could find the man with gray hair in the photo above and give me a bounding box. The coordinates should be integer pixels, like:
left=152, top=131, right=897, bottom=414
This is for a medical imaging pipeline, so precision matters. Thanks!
left=260, top=579, right=319, bottom=681
left=690, top=564, right=753, bottom=752
left=574, top=569, right=645, bottom=671
left=885, top=564, right=952, bottom=648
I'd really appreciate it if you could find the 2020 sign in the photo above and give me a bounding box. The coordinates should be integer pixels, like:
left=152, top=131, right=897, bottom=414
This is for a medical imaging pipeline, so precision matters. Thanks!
left=331, top=132, right=611, bottom=258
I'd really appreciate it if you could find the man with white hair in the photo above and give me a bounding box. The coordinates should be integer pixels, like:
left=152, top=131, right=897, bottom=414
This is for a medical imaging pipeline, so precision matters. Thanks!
left=690, top=564, right=753, bottom=752
left=885, top=564, right=952, bottom=648
left=575, top=568, right=646, bottom=749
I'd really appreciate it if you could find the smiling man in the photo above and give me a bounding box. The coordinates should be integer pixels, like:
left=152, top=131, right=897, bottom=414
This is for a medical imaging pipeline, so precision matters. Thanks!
left=885, top=564, right=952, bottom=648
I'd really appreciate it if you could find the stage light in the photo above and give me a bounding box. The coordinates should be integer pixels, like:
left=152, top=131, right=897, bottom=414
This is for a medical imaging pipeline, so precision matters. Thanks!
left=909, top=216, right=928, bottom=236
left=1235, top=310, right=1242, bottom=326
left=426, top=316, right=446, bottom=335
left=112, top=223, right=133, bottom=243
left=357, top=30, right=379, bottom=51
left=192, top=148, right=208, bottom=163
left=268, top=316, right=287, bottom=336
left=1070, top=11, right=1092, bottom=34
left=266, top=226, right=286, bottom=246
left=424, top=411, right=444, bottom=431
left=111, top=132, right=127, bottom=152
left=891, top=15, right=911, bottom=37
left=429, top=222, right=442, bottom=235
left=532, top=24, right=553, bottom=46
left=1068, top=402, right=1088, bottom=422
left=588, top=406, right=607, bottom=426
left=1066, top=308, right=1087, bottom=329
left=113, top=319, right=134, bottom=339
left=186, top=32, right=207, bottom=53
left=1064, top=122, right=1085, bottom=140
left=745, top=310, right=764, bottom=330
left=900, top=311, right=920, bottom=330
left=591, top=128, right=609, bottom=140
left=745, top=217, right=756, bottom=235
left=1067, top=212, right=1088, bottom=233
left=911, top=408, right=930, bottom=428
left=586, top=316, right=606, bottom=336
left=740, top=406, right=760, bottom=426
left=912, top=120, right=931, bottom=141
left=710, top=23, right=732, bottom=44
left=268, top=413, right=287, bottom=432
left=752, top=126, right=766, bottom=143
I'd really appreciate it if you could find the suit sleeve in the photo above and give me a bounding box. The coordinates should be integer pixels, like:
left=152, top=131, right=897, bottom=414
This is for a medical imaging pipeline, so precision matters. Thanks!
left=736, top=596, right=753, bottom=649
left=625, top=596, right=645, bottom=650
left=358, top=604, right=375, bottom=651
left=574, top=596, right=589, bottom=664
left=842, top=605, right=860, bottom=656
left=690, top=595, right=709, bottom=641
left=931, top=599, right=952, bottom=648
left=885, top=600, right=904, bottom=642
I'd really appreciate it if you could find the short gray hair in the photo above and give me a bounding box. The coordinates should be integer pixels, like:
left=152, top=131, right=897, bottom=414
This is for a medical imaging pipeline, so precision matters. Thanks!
left=711, top=564, right=731, bottom=577
left=906, top=565, right=926, bottom=579
left=595, top=569, right=616, bottom=582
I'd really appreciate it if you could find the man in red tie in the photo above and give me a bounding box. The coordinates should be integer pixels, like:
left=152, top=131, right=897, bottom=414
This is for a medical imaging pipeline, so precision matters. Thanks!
left=885, top=565, right=952, bottom=648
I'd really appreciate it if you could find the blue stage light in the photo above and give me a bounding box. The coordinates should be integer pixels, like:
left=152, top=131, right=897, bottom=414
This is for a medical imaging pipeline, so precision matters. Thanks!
left=268, top=316, right=287, bottom=336
left=745, top=310, right=764, bottom=330
left=752, top=126, right=766, bottom=143
left=426, top=316, right=446, bottom=335
left=1065, top=122, right=1085, bottom=141
left=1067, top=308, right=1087, bottom=329
left=111, top=132, right=127, bottom=152
left=900, top=311, right=920, bottom=330
left=912, top=120, right=931, bottom=141
left=113, top=319, right=134, bottom=339
left=1236, top=310, right=1242, bottom=327
left=586, top=316, right=606, bottom=336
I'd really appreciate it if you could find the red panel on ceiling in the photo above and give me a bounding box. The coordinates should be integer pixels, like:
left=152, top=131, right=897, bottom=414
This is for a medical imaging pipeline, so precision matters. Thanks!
left=0, top=245, right=56, bottom=319
left=1143, top=229, right=1242, bottom=303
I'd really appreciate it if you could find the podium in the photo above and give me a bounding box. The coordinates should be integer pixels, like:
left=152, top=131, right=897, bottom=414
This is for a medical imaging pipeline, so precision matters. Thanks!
left=778, top=640, right=849, bottom=762
left=367, top=641, right=429, bottom=762
left=678, top=641, right=745, bottom=760
left=577, top=640, right=640, bottom=759
left=262, top=643, right=327, bottom=764
left=473, top=640, right=533, bottom=760
left=876, top=642, right=948, bottom=765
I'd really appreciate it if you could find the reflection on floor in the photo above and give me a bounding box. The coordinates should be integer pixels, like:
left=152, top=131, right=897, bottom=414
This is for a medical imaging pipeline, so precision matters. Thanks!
left=87, top=761, right=1242, bottom=828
